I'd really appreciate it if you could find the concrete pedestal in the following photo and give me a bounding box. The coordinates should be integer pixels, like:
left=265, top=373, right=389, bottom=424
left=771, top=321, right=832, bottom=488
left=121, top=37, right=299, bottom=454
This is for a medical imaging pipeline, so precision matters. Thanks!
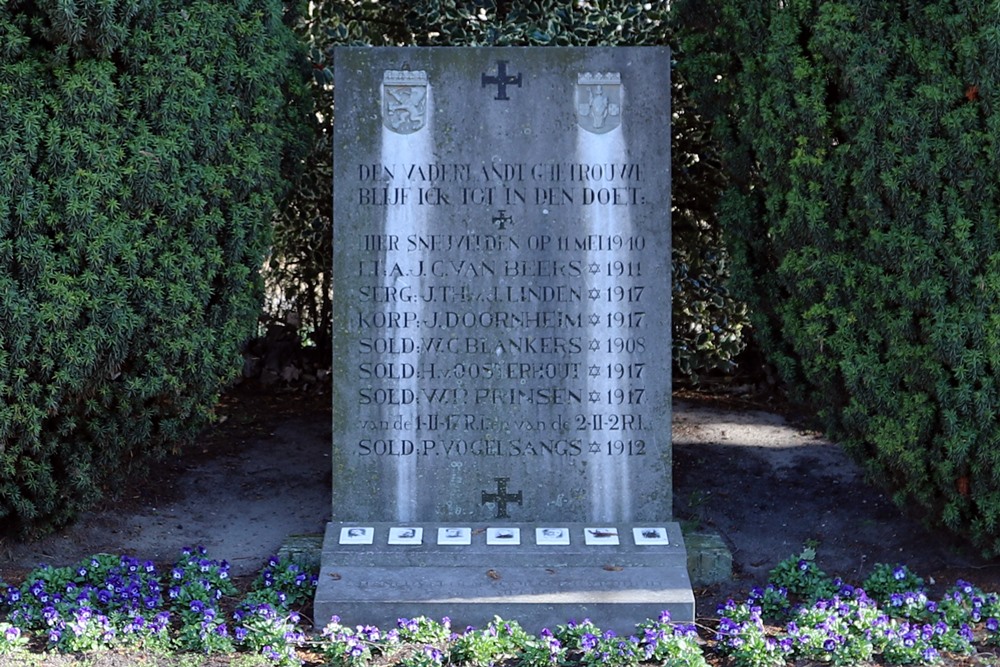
left=314, top=522, right=694, bottom=634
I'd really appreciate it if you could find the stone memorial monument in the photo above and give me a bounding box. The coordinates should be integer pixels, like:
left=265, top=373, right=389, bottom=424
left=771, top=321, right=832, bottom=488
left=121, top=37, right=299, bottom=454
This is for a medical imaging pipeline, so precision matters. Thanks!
left=315, top=46, right=693, bottom=631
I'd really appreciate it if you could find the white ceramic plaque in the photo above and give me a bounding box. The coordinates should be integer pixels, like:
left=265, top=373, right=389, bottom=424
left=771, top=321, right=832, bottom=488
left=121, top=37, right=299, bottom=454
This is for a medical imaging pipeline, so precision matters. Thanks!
left=387, top=527, right=423, bottom=545
left=339, top=526, right=374, bottom=545
left=486, top=527, right=521, bottom=545
left=536, top=527, right=571, bottom=545
left=584, top=527, right=620, bottom=545
left=633, top=527, right=670, bottom=545
left=437, top=527, right=472, bottom=545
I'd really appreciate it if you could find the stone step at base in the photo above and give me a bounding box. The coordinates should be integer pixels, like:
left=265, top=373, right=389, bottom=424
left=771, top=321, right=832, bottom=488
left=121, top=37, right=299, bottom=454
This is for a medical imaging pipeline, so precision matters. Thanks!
left=313, top=522, right=694, bottom=634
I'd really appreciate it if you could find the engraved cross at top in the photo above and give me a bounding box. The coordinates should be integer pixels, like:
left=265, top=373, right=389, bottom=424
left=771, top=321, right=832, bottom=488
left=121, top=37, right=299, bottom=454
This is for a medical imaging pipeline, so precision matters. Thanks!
left=481, top=60, right=522, bottom=100
left=481, top=477, right=522, bottom=518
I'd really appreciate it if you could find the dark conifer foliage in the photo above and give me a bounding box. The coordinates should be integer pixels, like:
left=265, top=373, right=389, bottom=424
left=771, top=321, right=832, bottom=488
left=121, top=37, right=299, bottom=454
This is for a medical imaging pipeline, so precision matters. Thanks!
left=677, top=0, right=1000, bottom=552
left=0, top=0, right=311, bottom=532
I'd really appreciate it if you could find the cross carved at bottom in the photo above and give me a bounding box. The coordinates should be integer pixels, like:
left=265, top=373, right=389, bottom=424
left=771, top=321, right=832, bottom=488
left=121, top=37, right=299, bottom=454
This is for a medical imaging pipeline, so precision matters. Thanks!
left=481, top=477, right=522, bottom=518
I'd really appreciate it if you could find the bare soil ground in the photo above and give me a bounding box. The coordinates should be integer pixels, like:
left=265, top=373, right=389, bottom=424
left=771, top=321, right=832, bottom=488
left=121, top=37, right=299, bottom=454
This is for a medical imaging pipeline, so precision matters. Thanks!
left=0, top=385, right=333, bottom=579
left=672, top=392, right=1000, bottom=615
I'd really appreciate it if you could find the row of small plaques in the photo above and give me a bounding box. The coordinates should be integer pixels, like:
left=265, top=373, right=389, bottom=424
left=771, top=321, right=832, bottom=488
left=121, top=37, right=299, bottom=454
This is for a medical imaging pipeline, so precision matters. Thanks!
left=338, top=526, right=670, bottom=546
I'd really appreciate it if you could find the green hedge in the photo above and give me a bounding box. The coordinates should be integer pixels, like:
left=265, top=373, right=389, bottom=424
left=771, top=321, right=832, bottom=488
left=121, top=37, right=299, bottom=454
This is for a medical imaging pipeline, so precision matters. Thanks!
left=0, top=0, right=311, bottom=533
left=677, top=0, right=1000, bottom=552
left=277, top=0, right=748, bottom=382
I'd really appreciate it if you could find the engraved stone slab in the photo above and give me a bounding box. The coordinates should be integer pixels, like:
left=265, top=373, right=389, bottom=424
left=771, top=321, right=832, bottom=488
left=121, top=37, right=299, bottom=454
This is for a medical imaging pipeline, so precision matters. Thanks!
left=331, top=46, right=672, bottom=525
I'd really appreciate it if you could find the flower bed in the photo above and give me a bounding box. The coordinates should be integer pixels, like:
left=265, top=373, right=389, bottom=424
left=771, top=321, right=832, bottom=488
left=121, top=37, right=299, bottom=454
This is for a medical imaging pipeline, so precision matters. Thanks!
left=2, top=546, right=1000, bottom=666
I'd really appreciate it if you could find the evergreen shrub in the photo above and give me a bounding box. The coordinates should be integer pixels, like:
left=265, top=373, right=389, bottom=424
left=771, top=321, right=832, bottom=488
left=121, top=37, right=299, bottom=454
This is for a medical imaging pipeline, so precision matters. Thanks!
left=284, top=0, right=748, bottom=383
left=676, top=0, right=1000, bottom=551
left=0, top=0, right=311, bottom=532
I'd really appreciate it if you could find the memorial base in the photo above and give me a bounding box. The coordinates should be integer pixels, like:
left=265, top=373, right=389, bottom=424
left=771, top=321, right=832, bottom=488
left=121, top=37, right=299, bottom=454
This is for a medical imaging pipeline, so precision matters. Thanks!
left=314, top=522, right=694, bottom=634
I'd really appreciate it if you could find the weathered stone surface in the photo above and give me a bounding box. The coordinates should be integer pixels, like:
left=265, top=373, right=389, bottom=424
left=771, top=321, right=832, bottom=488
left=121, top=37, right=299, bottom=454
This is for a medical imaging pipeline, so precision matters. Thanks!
left=331, top=46, right=672, bottom=524
left=277, top=533, right=323, bottom=571
left=684, top=530, right=733, bottom=587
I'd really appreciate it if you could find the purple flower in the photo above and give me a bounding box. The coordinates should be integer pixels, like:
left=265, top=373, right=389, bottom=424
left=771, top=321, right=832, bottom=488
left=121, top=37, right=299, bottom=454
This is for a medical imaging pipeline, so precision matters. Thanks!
left=986, top=617, right=999, bottom=633
left=42, top=606, right=60, bottom=624
left=347, top=638, right=366, bottom=657
left=581, top=633, right=598, bottom=650
left=675, top=624, right=698, bottom=638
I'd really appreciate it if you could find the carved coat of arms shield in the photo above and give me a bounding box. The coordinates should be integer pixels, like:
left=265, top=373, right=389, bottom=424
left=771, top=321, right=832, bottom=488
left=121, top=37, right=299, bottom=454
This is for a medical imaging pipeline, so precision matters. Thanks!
left=382, top=70, right=428, bottom=134
left=575, top=72, right=622, bottom=134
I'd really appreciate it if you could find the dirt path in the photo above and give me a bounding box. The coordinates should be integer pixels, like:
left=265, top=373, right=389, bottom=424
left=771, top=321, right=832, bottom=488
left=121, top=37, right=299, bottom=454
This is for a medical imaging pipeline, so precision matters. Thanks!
left=0, top=388, right=332, bottom=576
